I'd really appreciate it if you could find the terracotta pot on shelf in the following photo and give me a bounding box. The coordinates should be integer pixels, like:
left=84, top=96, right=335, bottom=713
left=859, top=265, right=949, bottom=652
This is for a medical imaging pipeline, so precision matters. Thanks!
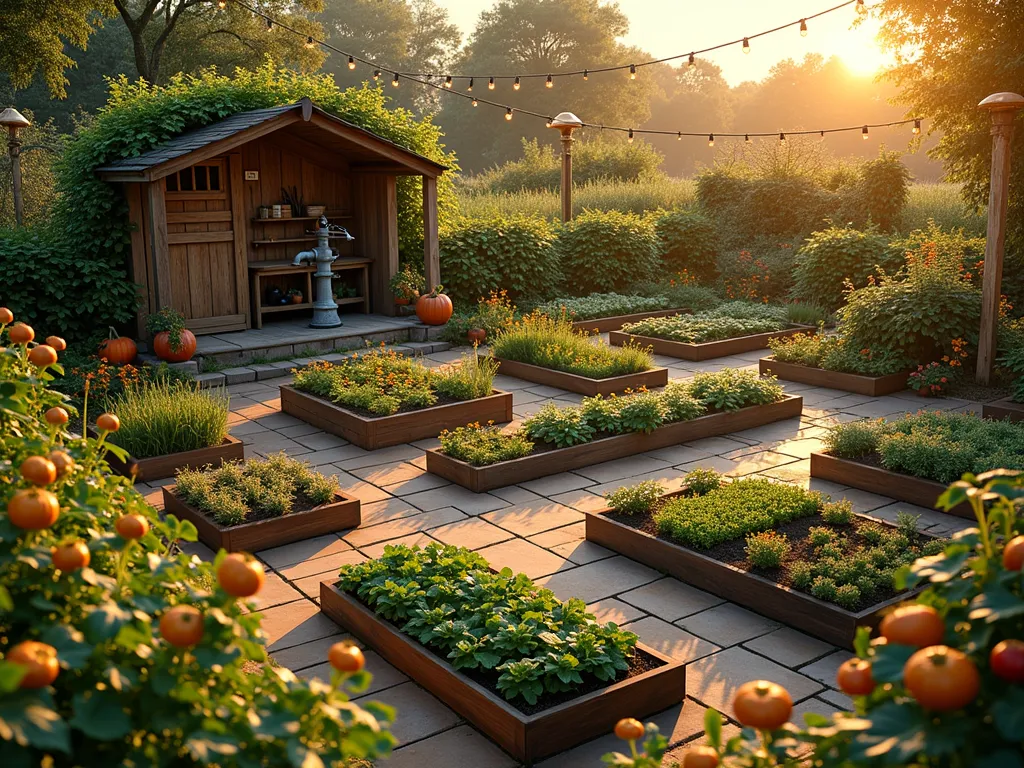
left=153, top=329, right=197, bottom=363
left=394, top=297, right=410, bottom=306
left=467, top=328, right=487, bottom=345
left=290, top=293, right=304, bottom=304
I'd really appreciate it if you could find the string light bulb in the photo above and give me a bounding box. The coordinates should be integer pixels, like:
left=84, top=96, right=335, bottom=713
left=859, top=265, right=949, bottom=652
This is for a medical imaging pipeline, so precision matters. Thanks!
left=862, top=125, right=869, bottom=140
left=629, top=64, right=637, bottom=80
left=856, top=0, right=867, bottom=15
left=546, top=74, right=553, bottom=88
left=513, top=76, right=520, bottom=90
left=912, top=119, right=921, bottom=135
left=745, top=134, right=751, bottom=143
left=265, top=17, right=273, bottom=30
left=505, top=107, right=513, bottom=121
left=348, top=56, right=356, bottom=70
left=677, top=132, right=683, bottom=141
left=305, top=36, right=316, bottom=49
left=583, top=69, right=589, bottom=81
left=742, top=37, right=750, bottom=54
left=392, top=72, right=399, bottom=87
left=217, top=0, right=226, bottom=8
left=472, top=98, right=478, bottom=107
left=467, top=77, right=474, bottom=91
left=488, top=77, right=495, bottom=90
left=628, top=128, right=634, bottom=143
left=708, top=133, right=715, bottom=147
left=444, top=75, right=452, bottom=88
left=373, top=69, right=380, bottom=81
left=799, top=19, right=808, bottom=36
left=779, top=132, right=786, bottom=143
left=688, top=53, right=696, bottom=68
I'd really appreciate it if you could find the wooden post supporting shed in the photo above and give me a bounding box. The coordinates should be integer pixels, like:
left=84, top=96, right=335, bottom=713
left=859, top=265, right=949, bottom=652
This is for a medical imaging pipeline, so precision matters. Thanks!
left=96, top=98, right=447, bottom=337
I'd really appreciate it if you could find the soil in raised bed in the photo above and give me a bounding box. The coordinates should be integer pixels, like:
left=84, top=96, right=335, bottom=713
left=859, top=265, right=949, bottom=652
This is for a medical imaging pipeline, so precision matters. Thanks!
left=339, top=585, right=664, bottom=716
left=606, top=498, right=935, bottom=612
left=173, top=489, right=334, bottom=526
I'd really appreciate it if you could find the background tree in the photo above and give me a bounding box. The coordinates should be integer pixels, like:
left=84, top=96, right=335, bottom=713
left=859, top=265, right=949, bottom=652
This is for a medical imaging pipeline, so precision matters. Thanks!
left=0, top=0, right=114, bottom=97
left=111, top=0, right=325, bottom=83
left=439, top=0, right=656, bottom=171
left=876, top=0, right=1024, bottom=250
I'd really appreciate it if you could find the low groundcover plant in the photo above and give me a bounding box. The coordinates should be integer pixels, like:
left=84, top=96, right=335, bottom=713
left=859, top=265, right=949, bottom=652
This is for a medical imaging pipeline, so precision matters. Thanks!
left=534, top=293, right=669, bottom=322
left=337, top=543, right=638, bottom=706
left=622, top=301, right=789, bottom=343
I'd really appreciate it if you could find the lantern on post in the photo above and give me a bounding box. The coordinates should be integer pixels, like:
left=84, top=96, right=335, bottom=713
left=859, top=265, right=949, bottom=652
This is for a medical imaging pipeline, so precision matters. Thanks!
left=975, top=92, right=1024, bottom=384
left=548, top=112, right=584, bottom=222
left=0, top=107, right=31, bottom=227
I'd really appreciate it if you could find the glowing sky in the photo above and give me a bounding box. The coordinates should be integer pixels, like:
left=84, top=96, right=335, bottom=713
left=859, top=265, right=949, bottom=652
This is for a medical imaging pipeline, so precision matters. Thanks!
left=440, top=0, right=890, bottom=85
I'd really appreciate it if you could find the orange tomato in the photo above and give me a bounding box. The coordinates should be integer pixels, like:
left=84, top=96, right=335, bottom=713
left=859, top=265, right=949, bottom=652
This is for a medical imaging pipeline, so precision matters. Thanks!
left=8, top=322, right=33, bottom=344
left=20, top=456, right=57, bottom=485
left=28, top=344, right=58, bottom=367
left=44, top=407, right=69, bottom=426
left=613, top=718, right=645, bottom=741
left=328, top=642, right=365, bottom=673
left=903, top=646, right=980, bottom=711
left=836, top=658, right=875, bottom=695
left=7, top=641, right=59, bottom=689
left=1004, top=536, right=1024, bottom=572
left=8, top=488, right=60, bottom=529
left=95, top=413, right=120, bottom=432
left=682, top=746, right=720, bottom=768
left=880, top=604, right=945, bottom=647
left=52, top=541, right=91, bottom=572
left=48, top=450, right=74, bottom=477
left=732, top=680, right=793, bottom=730
left=990, top=639, right=1024, bottom=684
left=45, top=336, right=67, bottom=351
left=115, top=514, right=149, bottom=540
left=0, top=307, right=12, bottom=324
left=217, top=553, right=265, bottom=598
left=159, top=605, right=204, bottom=648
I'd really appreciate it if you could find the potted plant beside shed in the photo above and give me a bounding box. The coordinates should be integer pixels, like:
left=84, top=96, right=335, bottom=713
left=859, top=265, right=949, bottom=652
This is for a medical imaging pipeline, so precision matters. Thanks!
left=389, top=264, right=422, bottom=307
left=147, top=308, right=196, bottom=363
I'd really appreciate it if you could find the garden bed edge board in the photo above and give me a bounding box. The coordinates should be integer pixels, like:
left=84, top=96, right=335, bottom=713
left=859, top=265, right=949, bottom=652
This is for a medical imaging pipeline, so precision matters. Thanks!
left=758, top=358, right=910, bottom=397
left=608, top=325, right=814, bottom=361
left=96, top=433, right=244, bottom=483
left=569, top=307, right=692, bottom=334
left=494, top=357, right=669, bottom=396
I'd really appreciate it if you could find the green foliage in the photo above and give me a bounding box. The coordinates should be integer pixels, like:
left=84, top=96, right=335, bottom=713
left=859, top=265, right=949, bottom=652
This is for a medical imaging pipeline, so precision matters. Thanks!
left=784, top=302, right=833, bottom=327
left=107, top=380, right=229, bottom=460
left=556, top=210, right=659, bottom=294
left=441, top=290, right=518, bottom=344
left=998, top=339, right=1024, bottom=403
left=337, top=544, right=638, bottom=706
left=0, top=114, right=64, bottom=227
left=614, top=392, right=667, bottom=434
left=823, top=419, right=882, bottom=458
left=432, top=350, right=499, bottom=402
left=849, top=149, right=912, bottom=232
left=654, top=209, right=720, bottom=282
left=523, top=403, right=598, bottom=448
left=606, top=481, right=664, bottom=516
left=464, top=137, right=664, bottom=194
left=791, top=225, right=896, bottom=310
left=745, top=530, right=791, bottom=569
left=15, top=64, right=456, bottom=339
left=821, top=499, right=854, bottom=525
left=768, top=332, right=913, bottom=376
left=687, top=369, right=785, bottom=411
left=684, top=468, right=723, bottom=496
left=439, top=214, right=559, bottom=302
left=622, top=302, right=789, bottom=344
left=633, top=280, right=723, bottom=313
left=490, top=313, right=653, bottom=379
left=437, top=423, right=534, bottom=466
left=389, top=264, right=424, bottom=300
left=0, top=327, right=394, bottom=763
left=655, top=479, right=820, bottom=549
left=534, top=293, right=669, bottom=322
left=175, top=454, right=338, bottom=526
left=48, top=353, right=193, bottom=410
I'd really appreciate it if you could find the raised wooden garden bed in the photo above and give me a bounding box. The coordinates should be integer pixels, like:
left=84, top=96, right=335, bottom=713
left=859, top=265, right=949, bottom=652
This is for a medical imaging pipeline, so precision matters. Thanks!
left=95, top=433, right=244, bottom=483
left=426, top=395, right=803, bottom=492
left=586, top=505, right=920, bottom=648
left=494, top=358, right=669, bottom=397
left=280, top=385, right=513, bottom=450
left=570, top=308, right=691, bottom=334
left=320, top=582, right=686, bottom=763
left=982, top=397, right=1024, bottom=423
left=609, top=325, right=813, bottom=362
left=162, top=487, right=361, bottom=552
left=809, top=452, right=971, bottom=519
left=759, top=357, right=910, bottom=397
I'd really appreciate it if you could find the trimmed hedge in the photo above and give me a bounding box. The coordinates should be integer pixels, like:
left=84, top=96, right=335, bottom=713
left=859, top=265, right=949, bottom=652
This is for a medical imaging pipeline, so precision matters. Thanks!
left=791, top=225, right=896, bottom=310
left=556, top=210, right=659, bottom=294
left=654, top=209, right=719, bottom=283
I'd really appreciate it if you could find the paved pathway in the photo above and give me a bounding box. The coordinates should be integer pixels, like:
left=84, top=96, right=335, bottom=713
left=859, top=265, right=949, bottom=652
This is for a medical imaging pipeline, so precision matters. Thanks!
left=142, top=344, right=976, bottom=766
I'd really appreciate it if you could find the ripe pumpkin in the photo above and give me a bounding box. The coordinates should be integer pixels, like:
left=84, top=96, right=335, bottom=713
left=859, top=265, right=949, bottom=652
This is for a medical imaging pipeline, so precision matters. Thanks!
left=903, top=645, right=979, bottom=711
left=99, top=327, right=137, bottom=365
left=8, top=641, right=59, bottom=689
left=8, top=488, right=60, bottom=529
left=0, top=307, right=13, bottom=324
left=217, top=553, right=265, bottom=598
left=20, top=456, right=57, bottom=485
left=45, top=335, right=67, bottom=351
left=8, top=322, right=34, bottom=344
left=45, top=407, right=69, bottom=426
left=328, top=642, right=365, bottom=673
left=28, top=344, right=58, bottom=368
left=159, top=605, right=204, bottom=648
left=1004, top=536, right=1024, bottom=571
left=613, top=718, right=645, bottom=741
left=732, top=680, right=793, bottom=730
left=836, top=658, right=875, bottom=695
left=115, top=514, right=149, bottom=540
left=153, top=329, right=197, bottom=363
left=415, top=286, right=453, bottom=326
left=52, top=540, right=91, bottom=572
left=49, top=450, right=74, bottom=477
left=880, top=604, right=945, bottom=647
left=682, top=746, right=719, bottom=768
left=467, top=328, right=487, bottom=345
left=95, top=413, right=120, bottom=432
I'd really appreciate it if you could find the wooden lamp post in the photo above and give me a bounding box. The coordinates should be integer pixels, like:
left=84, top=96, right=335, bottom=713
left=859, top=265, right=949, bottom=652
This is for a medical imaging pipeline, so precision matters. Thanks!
left=549, top=112, right=583, bottom=222
left=0, top=107, right=31, bottom=227
left=976, top=92, right=1024, bottom=384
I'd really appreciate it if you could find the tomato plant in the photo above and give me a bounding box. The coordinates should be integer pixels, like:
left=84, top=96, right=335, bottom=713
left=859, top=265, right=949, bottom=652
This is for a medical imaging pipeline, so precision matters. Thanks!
left=0, top=315, right=395, bottom=765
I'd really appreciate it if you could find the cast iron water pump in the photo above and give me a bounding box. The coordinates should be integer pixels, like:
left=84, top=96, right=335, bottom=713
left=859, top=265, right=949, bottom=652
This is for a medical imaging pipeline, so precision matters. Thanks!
left=291, top=215, right=354, bottom=328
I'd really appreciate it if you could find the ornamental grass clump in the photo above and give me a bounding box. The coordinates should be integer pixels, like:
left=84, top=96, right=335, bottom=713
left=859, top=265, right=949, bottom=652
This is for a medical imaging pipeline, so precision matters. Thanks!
left=622, top=301, right=789, bottom=343
left=106, top=380, right=229, bottom=459
left=534, top=293, right=669, bottom=322
left=490, top=312, right=653, bottom=379
left=175, top=453, right=338, bottom=526
left=338, top=543, right=638, bottom=706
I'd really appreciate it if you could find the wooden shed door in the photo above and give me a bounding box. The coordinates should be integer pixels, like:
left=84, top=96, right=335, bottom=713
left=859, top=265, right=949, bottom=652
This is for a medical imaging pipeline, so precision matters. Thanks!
left=164, top=159, right=247, bottom=334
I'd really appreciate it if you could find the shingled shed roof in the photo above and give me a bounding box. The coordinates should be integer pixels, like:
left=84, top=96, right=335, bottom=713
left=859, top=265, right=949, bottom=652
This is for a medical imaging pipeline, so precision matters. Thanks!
left=96, top=97, right=447, bottom=181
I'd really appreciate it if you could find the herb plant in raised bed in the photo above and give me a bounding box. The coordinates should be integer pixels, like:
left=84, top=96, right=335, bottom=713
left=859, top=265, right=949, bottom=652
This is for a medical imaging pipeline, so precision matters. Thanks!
left=164, top=453, right=360, bottom=551
left=535, top=293, right=669, bottom=322
left=282, top=345, right=512, bottom=449
left=590, top=471, right=943, bottom=645
left=320, top=543, right=685, bottom=762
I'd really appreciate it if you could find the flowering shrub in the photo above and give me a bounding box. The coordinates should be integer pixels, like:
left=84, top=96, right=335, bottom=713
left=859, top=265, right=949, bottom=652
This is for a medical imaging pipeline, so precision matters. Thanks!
left=441, top=290, right=519, bottom=343
left=906, top=361, right=954, bottom=396
left=769, top=332, right=913, bottom=376
left=722, top=250, right=773, bottom=303
left=0, top=310, right=394, bottom=764
left=50, top=355, right=192, bottom=409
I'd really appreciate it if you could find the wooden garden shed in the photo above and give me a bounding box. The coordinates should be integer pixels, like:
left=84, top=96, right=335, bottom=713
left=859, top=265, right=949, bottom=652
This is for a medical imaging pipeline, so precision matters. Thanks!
left=96, top=97, right=446, bottom=336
